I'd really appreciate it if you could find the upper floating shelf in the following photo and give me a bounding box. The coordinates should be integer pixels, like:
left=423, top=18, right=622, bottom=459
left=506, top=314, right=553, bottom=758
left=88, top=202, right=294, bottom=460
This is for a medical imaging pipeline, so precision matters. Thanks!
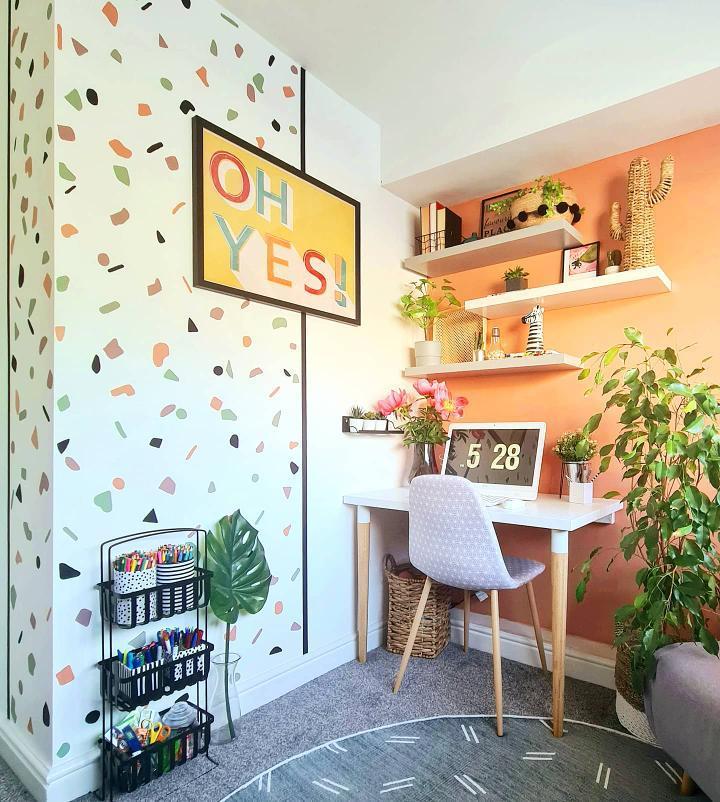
left=404, top=352, right=582, bottom=379
left=403, top=219, right=584, bottom=277
left=465, top=265, right=672, bottom=319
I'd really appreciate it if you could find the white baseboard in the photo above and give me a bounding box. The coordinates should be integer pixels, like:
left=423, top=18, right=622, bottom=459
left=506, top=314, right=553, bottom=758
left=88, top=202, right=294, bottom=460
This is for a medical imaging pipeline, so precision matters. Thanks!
left=449, top=608, right=616, bottom=689
left=237, top=622, right=385, bottom=715
left=0, top=719, right=100, bottom=802
left=0, top=624, right=385, bottom=802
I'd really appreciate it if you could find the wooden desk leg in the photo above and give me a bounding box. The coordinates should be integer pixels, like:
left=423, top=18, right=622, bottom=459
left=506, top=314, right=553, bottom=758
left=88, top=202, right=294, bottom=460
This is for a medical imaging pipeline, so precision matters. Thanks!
left=550, top=529, right=569, bottom=737
left=356, top=506, right=370, bottom=663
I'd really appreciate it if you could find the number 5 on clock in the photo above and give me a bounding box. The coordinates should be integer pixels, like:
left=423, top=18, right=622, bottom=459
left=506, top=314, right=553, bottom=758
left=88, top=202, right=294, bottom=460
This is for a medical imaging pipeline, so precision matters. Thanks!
left=466, top=443, right=481, bottom=468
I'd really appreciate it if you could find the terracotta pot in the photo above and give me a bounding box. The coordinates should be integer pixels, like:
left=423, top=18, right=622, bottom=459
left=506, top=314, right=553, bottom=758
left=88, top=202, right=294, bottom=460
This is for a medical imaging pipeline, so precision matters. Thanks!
left=509, top=188, right=580, bottom=230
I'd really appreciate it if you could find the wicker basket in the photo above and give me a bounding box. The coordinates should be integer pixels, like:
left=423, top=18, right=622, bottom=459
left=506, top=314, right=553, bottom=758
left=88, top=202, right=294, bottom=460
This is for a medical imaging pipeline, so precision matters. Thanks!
left=510, top=188, right=579, bottom=230
left=384, top=554, right=451, bottom=659
left=613, top=622, right=657, bottom=743
left=434, top=310, right=484, bottom=364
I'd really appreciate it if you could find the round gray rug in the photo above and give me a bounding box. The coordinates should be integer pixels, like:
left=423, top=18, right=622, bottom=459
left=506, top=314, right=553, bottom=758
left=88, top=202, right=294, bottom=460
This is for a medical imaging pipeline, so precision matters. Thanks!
left=223, top=715, right=701, bottom=801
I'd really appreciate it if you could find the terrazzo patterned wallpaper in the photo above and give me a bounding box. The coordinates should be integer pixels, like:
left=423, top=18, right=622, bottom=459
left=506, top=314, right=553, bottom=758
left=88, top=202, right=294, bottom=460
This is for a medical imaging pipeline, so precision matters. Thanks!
left=7, top=0, right=56, bottom=765
left=30, top=0, right=304, bottom=768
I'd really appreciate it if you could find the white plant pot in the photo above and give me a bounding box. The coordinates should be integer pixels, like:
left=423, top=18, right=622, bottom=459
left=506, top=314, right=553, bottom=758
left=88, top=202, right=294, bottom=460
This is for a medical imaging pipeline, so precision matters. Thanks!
left=414, top=339, right=441, bottom=367
left=569, top=480, right=593, bottom=504
left=348, top=417, right=365, bottom=433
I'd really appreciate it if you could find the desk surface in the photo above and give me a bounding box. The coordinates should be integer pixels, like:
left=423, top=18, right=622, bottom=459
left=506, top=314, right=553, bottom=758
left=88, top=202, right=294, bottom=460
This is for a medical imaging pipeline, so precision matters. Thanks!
left=343, top=487, right=622, bottom=531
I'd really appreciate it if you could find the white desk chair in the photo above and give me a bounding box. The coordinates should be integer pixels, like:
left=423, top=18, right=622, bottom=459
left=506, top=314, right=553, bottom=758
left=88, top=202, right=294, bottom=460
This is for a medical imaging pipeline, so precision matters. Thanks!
left=392, top=475, right=548, bottom=736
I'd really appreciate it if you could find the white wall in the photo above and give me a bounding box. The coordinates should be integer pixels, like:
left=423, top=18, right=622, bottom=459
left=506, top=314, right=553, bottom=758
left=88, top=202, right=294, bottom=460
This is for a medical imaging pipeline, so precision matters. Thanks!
left=1, top=2, right=415, bottom=799
left=304, top=73, right=415, bottom=658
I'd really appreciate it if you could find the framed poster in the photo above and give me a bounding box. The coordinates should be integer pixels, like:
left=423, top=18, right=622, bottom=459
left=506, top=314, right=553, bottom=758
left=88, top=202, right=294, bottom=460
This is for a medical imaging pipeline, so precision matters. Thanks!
left=480, top=190, right=517, bottom=239
left=562, top=241, right=599, bottom=281
left=192, top=116, right=361, bottom=325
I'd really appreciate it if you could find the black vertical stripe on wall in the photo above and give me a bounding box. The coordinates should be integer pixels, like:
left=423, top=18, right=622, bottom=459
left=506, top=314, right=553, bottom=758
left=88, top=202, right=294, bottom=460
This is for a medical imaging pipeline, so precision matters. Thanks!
left=299, top=68, right=308, bottom=655
left=5, top=0, right=12, bottom=721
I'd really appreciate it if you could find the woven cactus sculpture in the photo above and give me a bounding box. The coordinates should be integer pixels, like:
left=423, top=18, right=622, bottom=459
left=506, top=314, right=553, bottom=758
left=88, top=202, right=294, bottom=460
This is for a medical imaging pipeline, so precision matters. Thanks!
left=610, top=155, right=674, bottom=269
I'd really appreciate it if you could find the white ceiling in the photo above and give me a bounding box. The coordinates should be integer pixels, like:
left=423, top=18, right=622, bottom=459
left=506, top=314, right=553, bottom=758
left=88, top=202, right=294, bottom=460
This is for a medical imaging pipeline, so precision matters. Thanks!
left=223, top=1, right=720, bottom=204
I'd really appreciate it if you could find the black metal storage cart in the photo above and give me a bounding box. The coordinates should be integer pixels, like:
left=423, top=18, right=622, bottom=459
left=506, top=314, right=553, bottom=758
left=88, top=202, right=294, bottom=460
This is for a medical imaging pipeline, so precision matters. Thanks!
left=96, top=528, right=216, bottom=799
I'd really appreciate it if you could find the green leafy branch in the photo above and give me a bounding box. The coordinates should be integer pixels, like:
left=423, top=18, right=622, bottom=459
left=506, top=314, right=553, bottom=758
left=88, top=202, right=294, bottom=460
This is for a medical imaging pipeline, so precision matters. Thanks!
left=575, top=327, right=720, bottom=688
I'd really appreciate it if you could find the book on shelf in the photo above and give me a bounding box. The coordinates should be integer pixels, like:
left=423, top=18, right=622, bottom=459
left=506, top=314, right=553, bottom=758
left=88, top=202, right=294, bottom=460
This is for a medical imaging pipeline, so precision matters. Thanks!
left=420, top=202, right=462, bottom=253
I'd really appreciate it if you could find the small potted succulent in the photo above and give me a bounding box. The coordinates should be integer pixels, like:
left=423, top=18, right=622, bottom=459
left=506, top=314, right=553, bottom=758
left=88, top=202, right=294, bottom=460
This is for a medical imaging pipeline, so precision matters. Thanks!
left=348, top=405, right=366, bottom=433
left=363, top=410, right=388, bottom=432
left=503, top=265, right=529, bottom=292
left=399, top=278, right=460, bottom=367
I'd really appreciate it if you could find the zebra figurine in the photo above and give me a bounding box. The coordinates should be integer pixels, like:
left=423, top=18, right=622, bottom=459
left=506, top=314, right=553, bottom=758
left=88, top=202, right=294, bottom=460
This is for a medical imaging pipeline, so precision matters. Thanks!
left=521, top=305, right=544, bottom=355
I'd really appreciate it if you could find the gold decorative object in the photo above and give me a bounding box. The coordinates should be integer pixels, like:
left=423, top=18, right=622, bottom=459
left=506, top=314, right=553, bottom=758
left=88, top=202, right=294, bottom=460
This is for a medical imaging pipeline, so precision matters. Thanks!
left=434, top=309, right=483, bottom=364
left=610, top=155, right=674, bottom=269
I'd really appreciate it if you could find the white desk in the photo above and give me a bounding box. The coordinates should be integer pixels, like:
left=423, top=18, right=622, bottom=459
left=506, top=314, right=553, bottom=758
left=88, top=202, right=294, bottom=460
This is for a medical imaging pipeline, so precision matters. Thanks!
left=343, top=487, right=621, bottom=737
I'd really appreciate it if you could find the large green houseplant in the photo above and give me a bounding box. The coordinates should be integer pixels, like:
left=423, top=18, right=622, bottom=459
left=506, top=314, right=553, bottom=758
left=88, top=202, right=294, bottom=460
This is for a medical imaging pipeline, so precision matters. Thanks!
left=576, top=327, right=720, bottom=695
left=207, top=509, right=271, bottom=740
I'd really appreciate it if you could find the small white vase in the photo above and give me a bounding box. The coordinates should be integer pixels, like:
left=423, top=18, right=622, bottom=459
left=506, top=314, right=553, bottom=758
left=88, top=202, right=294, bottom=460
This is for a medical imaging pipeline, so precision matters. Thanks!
left=414, top=339, right=441, bottom=367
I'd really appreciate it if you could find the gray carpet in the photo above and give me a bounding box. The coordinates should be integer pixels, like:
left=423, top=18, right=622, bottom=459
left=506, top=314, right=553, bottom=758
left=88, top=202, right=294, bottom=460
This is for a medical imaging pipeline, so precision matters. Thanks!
left=227, top=715, right=692, bottom=801
left=0, top=645, right=673, bottom=801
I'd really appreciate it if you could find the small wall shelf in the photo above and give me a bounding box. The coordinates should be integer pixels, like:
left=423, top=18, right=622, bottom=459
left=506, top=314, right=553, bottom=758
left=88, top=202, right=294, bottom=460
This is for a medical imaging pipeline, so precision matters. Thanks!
left=465, top=265, right=671, bottom=319
left=403, top=219, right=583, bottom=277
left=404, top=352, right=582, bottom=378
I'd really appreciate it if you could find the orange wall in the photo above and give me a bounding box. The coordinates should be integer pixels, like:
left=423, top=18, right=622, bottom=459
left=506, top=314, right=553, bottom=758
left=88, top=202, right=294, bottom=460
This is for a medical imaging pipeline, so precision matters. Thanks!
left=443, top=124, right=720, bottom=644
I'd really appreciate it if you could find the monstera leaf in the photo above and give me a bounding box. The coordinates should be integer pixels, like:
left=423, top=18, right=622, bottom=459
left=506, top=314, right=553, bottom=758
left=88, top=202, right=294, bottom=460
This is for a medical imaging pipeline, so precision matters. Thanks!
left=207, top=509, right=271, bottom=624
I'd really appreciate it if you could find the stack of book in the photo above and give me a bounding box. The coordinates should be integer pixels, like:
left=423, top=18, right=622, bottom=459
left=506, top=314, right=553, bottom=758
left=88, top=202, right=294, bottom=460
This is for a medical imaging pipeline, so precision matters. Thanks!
left=419, top=202, right=462, bottom=254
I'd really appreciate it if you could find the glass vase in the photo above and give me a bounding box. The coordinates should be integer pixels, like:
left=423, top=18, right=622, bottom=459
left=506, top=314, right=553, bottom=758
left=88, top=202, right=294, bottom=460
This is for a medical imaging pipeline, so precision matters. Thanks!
left=210, top=651, right=242, bottom=743
left=407, top=442, right=439, bottom=484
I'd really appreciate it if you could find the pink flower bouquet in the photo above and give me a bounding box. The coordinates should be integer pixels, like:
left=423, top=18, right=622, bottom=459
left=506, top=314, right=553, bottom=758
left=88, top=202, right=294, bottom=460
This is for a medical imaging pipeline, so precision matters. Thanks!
left=375, top=380, right=468, bottom=446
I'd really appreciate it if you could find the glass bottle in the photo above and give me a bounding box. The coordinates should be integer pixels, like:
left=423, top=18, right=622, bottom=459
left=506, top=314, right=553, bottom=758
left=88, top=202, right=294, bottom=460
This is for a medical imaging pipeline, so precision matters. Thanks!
left=487, top=326, right=506, bottom=360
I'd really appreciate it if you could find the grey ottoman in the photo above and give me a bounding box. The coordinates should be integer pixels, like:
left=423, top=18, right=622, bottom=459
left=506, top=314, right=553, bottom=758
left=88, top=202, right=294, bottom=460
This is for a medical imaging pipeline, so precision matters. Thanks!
left=645, top=642, right=720, bottom=800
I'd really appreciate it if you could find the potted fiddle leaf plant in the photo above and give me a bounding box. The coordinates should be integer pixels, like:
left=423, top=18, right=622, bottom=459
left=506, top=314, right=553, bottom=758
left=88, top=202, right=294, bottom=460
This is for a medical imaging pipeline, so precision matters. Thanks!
left=399, top=277, right=460, bottom=367
left=207, top=509, right=271, bottom=742
left=503, top=265, right=529, bottom=292
left=575, top=327, right=720, bottom=740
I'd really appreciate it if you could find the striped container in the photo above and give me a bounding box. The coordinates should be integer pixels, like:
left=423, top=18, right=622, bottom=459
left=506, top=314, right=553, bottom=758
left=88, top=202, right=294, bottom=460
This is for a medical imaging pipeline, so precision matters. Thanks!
left=156, top=560, right=196, bottom=616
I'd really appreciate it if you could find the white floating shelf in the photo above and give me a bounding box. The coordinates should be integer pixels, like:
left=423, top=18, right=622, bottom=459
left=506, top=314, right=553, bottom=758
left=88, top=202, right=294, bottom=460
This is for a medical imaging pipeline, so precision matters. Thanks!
left=404, top=352, right=582, bottom=378
left=403, top=219, right=583, bottom=277
left=465, top=265, right=671, bottom=319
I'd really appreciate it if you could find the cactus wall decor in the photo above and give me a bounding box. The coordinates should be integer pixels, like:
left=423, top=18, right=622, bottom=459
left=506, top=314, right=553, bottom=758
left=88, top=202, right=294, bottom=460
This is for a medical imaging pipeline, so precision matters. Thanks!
left=610, top=155, right=674, bottom=269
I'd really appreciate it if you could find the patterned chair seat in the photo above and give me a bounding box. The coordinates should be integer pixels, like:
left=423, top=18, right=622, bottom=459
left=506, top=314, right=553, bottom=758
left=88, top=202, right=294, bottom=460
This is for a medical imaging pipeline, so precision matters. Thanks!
left=503, top=557, right=545, bottom=588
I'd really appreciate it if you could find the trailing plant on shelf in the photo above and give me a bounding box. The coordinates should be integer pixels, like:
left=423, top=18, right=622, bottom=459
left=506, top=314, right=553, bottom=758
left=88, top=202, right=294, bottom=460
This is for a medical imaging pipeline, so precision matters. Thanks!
left=207, top=509, right=271, bottom=741
left=399, top=278, right=460, bottom=341
left=575, top=327, right=720, bottom=690
left=488, top=176, right=579, bottom=216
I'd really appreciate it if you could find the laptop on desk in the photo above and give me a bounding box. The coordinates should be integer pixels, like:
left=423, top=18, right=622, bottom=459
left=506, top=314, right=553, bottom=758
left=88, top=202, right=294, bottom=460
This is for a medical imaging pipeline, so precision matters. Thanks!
left=441, top=422, right=546, bottom=505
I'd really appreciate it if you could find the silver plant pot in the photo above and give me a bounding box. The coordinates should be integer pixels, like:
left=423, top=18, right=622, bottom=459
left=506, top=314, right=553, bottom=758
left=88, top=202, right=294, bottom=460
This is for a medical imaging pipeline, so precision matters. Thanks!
left=563, top=461, right=592, bottom=483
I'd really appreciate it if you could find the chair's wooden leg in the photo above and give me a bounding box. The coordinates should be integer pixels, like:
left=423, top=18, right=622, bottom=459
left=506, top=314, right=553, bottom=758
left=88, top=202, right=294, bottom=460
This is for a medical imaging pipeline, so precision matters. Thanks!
left=526, top=582, right=547, bottom=672
left=490, top=589, right=503, bottom=736
left=463, top=590, right=470, bottom=653
left=392, top=577, right=432, bottom=694
left=680, top=770, right=697, bottom=796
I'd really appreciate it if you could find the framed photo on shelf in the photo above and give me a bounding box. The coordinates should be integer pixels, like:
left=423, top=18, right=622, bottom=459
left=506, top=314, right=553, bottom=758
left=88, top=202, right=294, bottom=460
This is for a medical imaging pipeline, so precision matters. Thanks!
left=480, top=190, right=517, bottom=239
left=562, top=241, right=600, bottom=282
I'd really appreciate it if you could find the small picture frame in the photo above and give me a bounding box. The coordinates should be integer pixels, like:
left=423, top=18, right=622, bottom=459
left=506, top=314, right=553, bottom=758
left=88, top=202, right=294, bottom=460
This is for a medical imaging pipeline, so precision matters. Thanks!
left=562, top=241, right=600, bottom=282
left=480, top=190, right=517, bottom=239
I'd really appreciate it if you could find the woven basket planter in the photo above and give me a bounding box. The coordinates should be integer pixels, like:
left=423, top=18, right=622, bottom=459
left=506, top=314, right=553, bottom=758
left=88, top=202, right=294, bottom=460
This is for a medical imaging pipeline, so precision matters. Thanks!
left=614, top=625, right=657, bottom=743
left=509, top=188, right=579, bottom=230
left=384, top=554, right=451, bottom=659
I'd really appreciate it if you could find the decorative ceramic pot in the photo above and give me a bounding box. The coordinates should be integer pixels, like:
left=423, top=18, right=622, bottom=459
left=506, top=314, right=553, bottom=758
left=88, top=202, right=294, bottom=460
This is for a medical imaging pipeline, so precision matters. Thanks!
left=407, top=443, right=439, bottom=484
left=414, top=339, right=442, bottom=367
left=509, top=188, right=580, bottom=230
